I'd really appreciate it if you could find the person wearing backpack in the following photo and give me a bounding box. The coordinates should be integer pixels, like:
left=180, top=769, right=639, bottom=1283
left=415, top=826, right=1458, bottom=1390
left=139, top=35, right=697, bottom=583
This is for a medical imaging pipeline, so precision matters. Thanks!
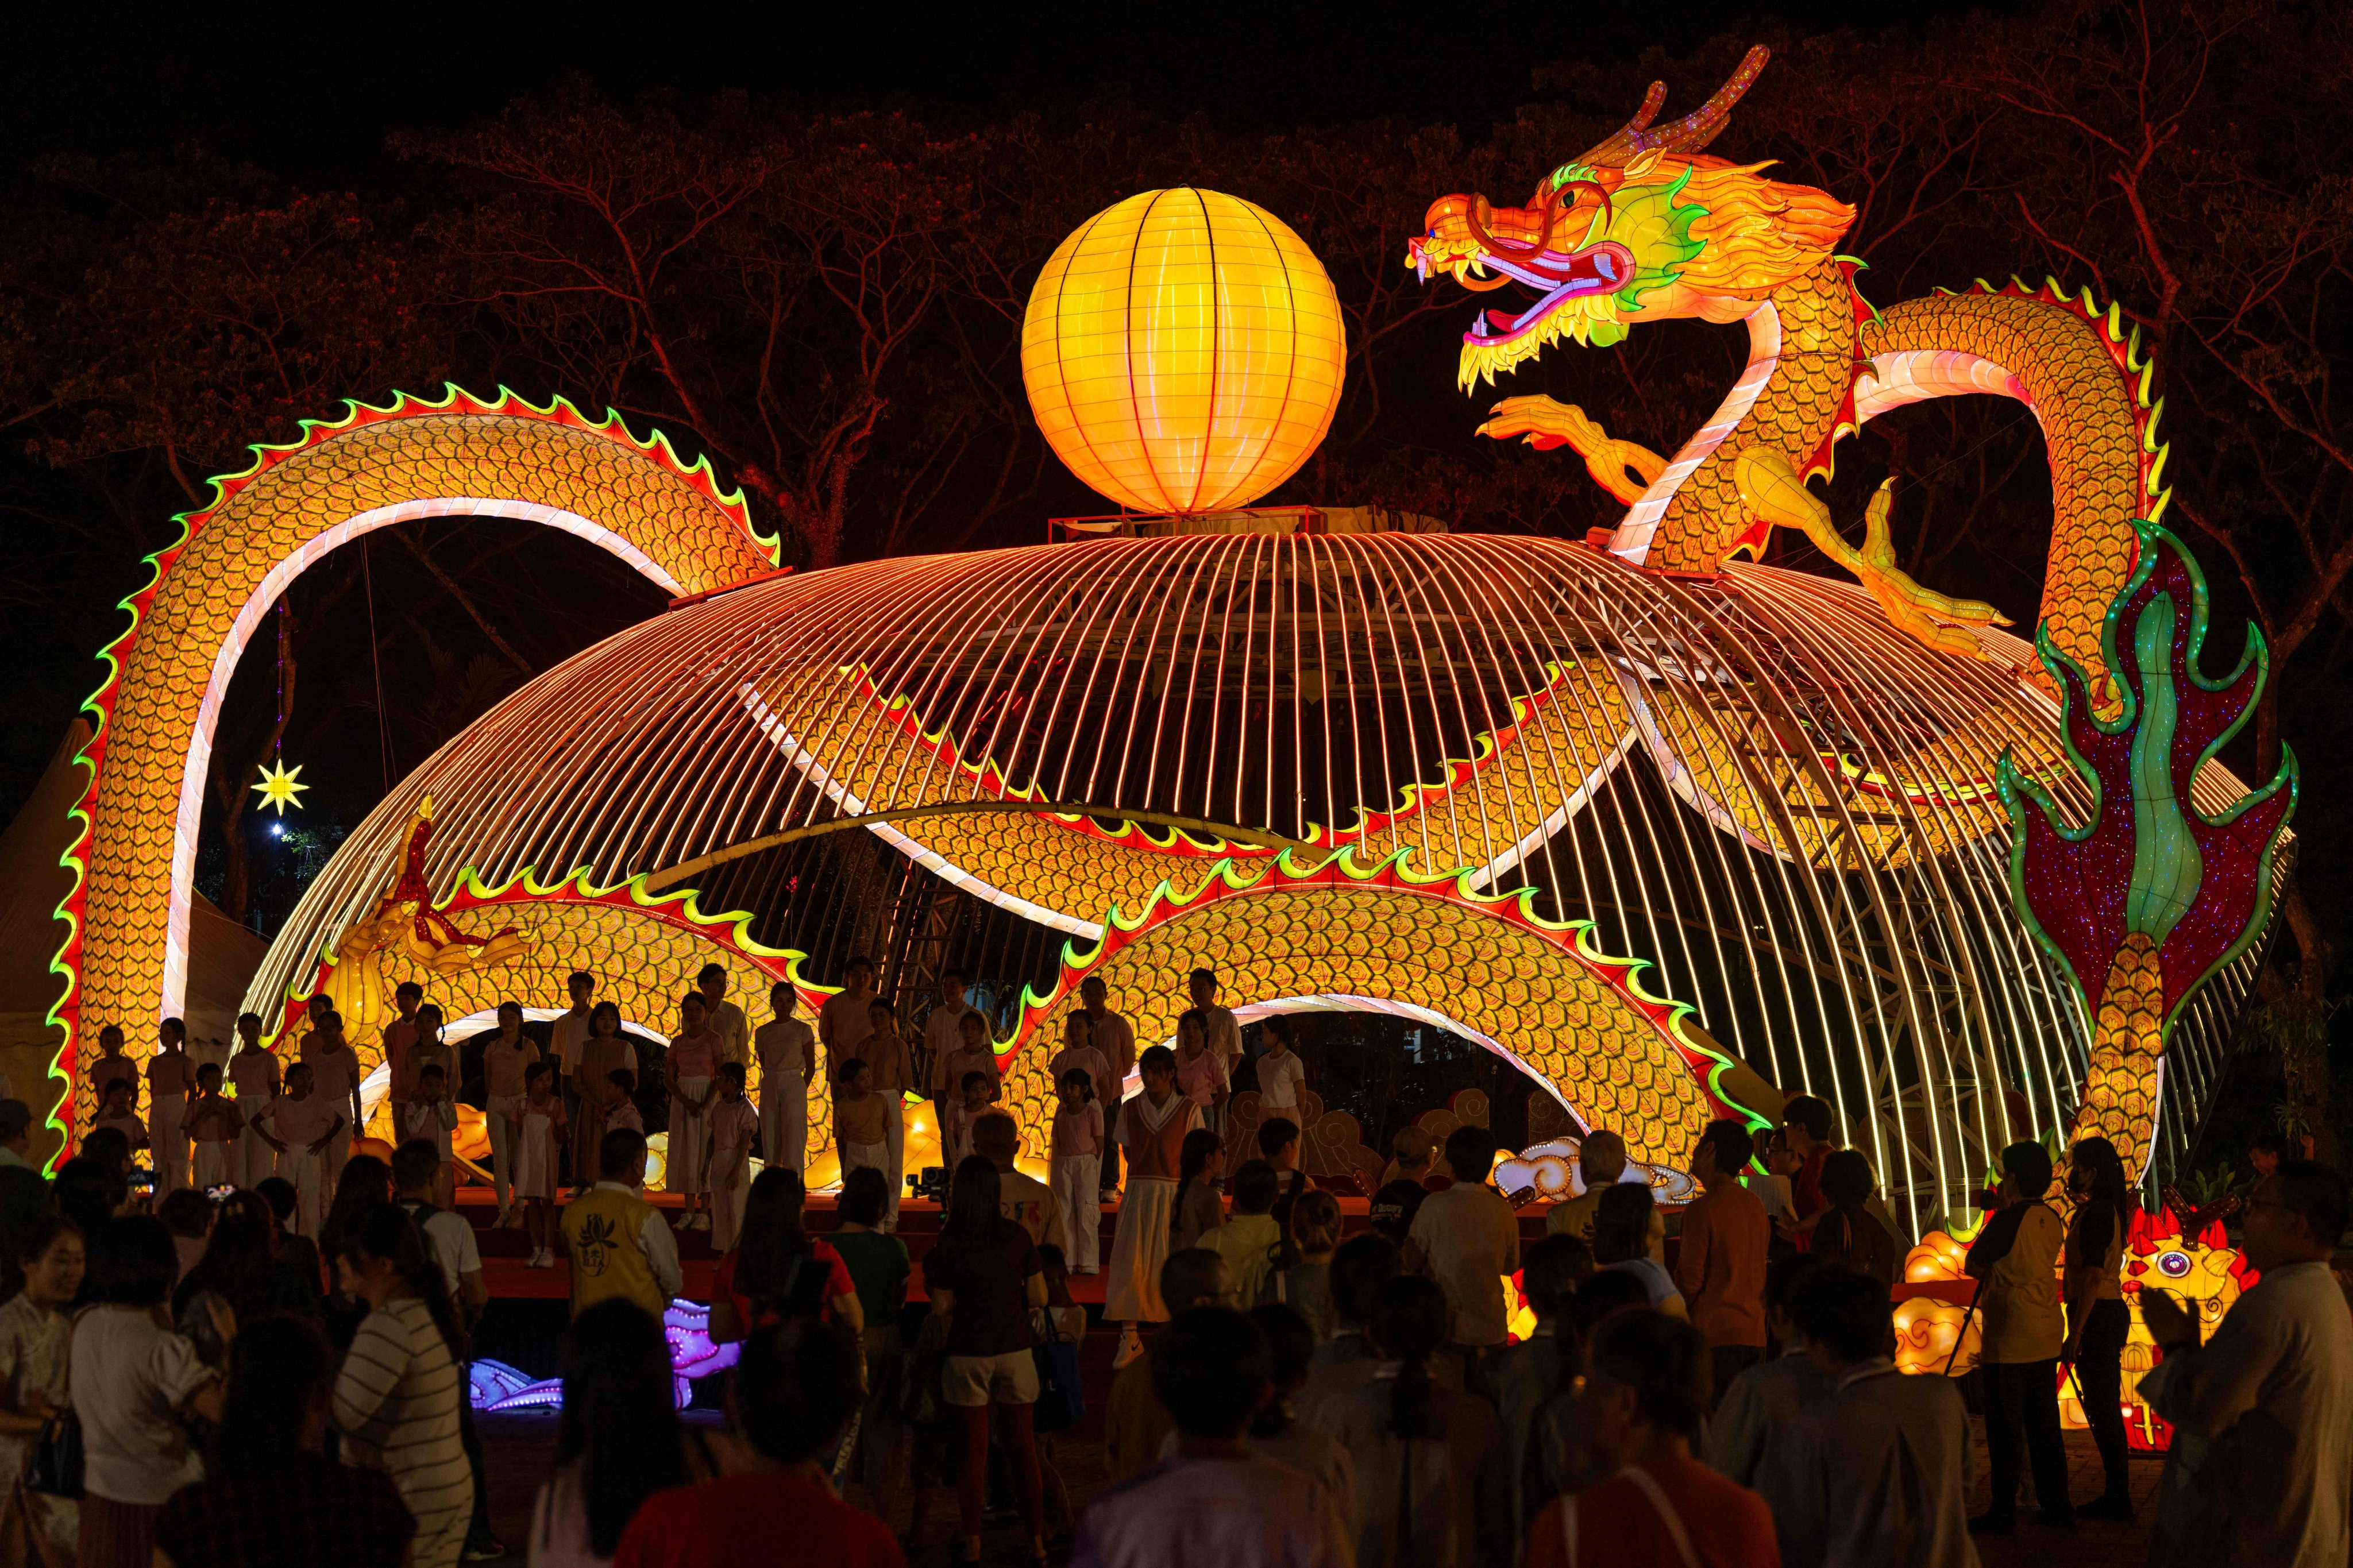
left=708, top=1168, right=862, bottom=1342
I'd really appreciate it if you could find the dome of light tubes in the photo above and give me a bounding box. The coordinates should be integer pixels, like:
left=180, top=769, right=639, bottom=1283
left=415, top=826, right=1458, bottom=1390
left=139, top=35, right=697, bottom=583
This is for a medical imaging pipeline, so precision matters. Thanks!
left=246, top=531, right=2263, bottom=1234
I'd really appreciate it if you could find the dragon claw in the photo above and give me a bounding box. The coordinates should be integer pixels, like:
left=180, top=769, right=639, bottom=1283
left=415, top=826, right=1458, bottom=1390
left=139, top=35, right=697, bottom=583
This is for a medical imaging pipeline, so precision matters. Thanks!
left=1478, top=396, right=1665, bottom=504
left=1733, top=451, right=2007, bottom=660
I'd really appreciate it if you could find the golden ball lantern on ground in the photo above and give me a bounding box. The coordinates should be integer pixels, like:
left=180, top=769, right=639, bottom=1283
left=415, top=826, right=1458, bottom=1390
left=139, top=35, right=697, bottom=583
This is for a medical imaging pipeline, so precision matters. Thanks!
left=1020, top=187, right=1347, bottom=515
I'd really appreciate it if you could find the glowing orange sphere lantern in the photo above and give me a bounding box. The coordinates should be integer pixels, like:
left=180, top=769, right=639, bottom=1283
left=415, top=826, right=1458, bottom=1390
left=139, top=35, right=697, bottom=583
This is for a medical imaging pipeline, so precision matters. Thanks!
left=1021, top=188, right=1347, bottom=515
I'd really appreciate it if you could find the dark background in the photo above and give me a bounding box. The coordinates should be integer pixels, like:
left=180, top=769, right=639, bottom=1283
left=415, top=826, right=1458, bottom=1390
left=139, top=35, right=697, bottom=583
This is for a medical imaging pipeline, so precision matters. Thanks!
left=0, top=0, right=2339, bottom=1175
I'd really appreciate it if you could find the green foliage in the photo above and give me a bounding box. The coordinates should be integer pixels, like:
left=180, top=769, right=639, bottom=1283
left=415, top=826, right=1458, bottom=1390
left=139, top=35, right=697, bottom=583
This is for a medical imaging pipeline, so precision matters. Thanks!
left=2175, top=1159, right=2247, bottom=1212
left=2240, top=981, right=2339, bottom=1146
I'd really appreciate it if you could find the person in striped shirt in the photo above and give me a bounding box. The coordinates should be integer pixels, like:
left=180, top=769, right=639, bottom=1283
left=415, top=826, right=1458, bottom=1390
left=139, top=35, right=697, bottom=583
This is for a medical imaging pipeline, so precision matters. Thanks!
left=331, top=1204, right=474, bottom=1568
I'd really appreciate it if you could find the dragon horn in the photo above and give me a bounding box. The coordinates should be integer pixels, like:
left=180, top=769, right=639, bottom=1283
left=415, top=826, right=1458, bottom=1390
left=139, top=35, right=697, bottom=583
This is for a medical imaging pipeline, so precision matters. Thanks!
left=1581, top=45, right=1772, bottom=165
left=1581, top=79, right=1671, bottom=167
left=1642, top=44, right=1771, bottom=155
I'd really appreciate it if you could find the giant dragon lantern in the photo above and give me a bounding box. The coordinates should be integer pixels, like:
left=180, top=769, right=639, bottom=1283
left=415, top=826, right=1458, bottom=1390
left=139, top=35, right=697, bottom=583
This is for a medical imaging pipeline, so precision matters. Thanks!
left=45, top=51, right=2278, bottom=1250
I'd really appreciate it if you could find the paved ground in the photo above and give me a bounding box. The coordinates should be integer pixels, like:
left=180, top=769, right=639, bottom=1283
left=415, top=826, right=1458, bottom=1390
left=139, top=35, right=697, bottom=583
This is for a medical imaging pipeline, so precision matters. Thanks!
left=479, top=1359, right=2166, bottom=1565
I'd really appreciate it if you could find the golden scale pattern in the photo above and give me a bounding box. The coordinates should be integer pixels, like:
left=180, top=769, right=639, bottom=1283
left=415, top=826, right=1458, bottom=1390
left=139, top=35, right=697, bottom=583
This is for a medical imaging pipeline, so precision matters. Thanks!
left=75, top=405, right=774, bottom=1131
left=1862, top=288, right=2150, bottom=698
left=760, top=655, right=1633, bottom=928
left=2081, top=930, right=2166, bottom=1159
left=990, top=884, right=1714, bottom=1168
left=337, top=895, right=836, bottom=1165
left=1645, top=254, right=1860, bottom=571
left=1634, top=271, right=2150, bottom=710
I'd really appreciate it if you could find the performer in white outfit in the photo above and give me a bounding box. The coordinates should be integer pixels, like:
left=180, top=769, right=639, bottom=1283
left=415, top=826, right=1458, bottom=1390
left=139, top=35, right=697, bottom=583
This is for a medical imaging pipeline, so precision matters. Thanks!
left=1050, top=1068, right=1105, bottom=1273
left=226, top=1011, right=280, bottom=1189
left=184, top=1064, right=242, bottom=1189
left=665, top=991, right=724, bottom=1231
left=856, top=997, right=914, bottom=1232
left=146, top=1017, right=197, bottom=1190
left=754, top=982, right=815, bottom=1172
left=260, top=1062, right=345, bottom=1238
left=707, top=1064, right=762, bottom=1253
left=480, top=1001, right=540, bottom=1225
left=513, top=1060, right=568, bottom=1268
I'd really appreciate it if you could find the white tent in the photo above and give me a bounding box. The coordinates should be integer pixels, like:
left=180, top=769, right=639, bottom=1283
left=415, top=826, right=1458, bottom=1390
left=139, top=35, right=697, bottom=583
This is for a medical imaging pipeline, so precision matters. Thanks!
left=0, top=723, right=266, bottom=1160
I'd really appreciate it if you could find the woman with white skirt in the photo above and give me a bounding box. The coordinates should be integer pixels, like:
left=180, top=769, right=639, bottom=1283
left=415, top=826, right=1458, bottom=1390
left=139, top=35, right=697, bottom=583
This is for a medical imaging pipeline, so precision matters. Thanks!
left=754, top=982, right=814, bottom=1172
left=225, top=1013, right=280, bottom=1191
left=147, top=1019, right=197, bottom=1191
left=184, top=1065, right=241, bottom=1192
left=706, top=1064, right=762, bottom=1254
left=1104, top=1047, right=1201, bottom=1366
left=664, top=991, right=724, bottom=1233
left=512, top=1061, right=566, bottom=1269
left=479, top=1002, right=540, bottom=1227
left=1050, top=1068, right=1104, bottom=1274
left=260, top=1064, right=343, bottom=1238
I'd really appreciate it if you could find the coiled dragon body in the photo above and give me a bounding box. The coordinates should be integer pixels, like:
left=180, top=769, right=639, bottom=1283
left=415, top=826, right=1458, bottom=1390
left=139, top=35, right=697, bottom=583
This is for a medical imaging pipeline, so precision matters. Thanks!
left=1408, top=44, right=2166, bottom=693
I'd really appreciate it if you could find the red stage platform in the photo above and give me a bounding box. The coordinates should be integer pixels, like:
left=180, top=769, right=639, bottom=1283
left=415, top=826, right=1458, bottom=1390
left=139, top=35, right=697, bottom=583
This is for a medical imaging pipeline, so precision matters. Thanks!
left=454, top=1185, right=1560, bottom=1303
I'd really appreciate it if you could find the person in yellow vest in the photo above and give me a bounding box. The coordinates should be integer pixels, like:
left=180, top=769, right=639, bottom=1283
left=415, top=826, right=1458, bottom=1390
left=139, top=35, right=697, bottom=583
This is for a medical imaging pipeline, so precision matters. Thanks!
left=561, top=1126, right=684, bottom=1319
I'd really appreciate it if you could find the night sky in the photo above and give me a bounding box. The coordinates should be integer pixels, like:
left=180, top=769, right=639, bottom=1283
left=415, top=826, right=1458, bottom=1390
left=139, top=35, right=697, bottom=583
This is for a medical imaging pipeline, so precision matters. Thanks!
left=8, top=5, right=2017, bottom=177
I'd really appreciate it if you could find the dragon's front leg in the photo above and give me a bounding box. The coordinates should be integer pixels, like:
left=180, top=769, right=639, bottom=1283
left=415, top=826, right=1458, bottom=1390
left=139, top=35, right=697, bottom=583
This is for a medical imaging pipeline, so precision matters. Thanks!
left=1732, top=447, right=2010, bottom=661
left=1479, top=396, right=1667, bottom=505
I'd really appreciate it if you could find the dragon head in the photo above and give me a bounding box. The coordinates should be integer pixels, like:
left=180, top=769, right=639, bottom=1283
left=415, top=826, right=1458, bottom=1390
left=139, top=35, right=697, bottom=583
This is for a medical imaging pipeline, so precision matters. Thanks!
left=1407, top=46, right=1857, bottom=389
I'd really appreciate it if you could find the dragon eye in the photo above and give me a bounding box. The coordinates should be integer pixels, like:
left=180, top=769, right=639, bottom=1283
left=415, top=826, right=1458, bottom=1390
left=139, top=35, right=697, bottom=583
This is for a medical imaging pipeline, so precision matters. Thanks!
left=2157, top=1250, right=2192, bottom=1277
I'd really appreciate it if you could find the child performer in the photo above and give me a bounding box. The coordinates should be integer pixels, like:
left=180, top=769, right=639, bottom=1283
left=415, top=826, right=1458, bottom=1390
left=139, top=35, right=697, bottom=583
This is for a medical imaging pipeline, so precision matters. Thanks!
left=148, top=1015, right=197, bottom=1190
left=944, top=1071, right=993, bottom=1171
left=302, top=1010, right=364, bottom=1188
left=1047, top=1014, right=1108, bottom=1123
left=835, top=1060, right=891, bottom=1191
left=606, top=1069, right=645, bottom=1136
left=755, top=982, right=816, bottom=1173
left=260, top=1061, right=344, bottom=1237
left=88, top=1024, right=140, bottom=1113
left=93, top=1078, right=149, bottom=1155
left=941, top=1011, right=1002, bottom=1104
left=1171, top=1009, right=1229, bottom=1126
left=708, top=1063, right=761, bottom=1253
left=184, top=1064, right=242, bottom=1189
left=403, top=1063, right=460, bottom=1209
left=515, top=1060, right=567, bottom=1269
left=226, top=1011, right=280, bottom=1189
left=1104, top=1045, right=1202, bottom=1367
left=665, top=991, right=723, bottom=1233
left=1051, top=1068, right=1104, bottom=1274
left=407, top=1005, right=456, bottom=1103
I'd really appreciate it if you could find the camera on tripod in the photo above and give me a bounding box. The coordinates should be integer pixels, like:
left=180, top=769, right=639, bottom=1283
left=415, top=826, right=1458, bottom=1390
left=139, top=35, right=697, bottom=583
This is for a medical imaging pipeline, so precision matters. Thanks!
left=907, top=1165, right=950, bottom=1203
